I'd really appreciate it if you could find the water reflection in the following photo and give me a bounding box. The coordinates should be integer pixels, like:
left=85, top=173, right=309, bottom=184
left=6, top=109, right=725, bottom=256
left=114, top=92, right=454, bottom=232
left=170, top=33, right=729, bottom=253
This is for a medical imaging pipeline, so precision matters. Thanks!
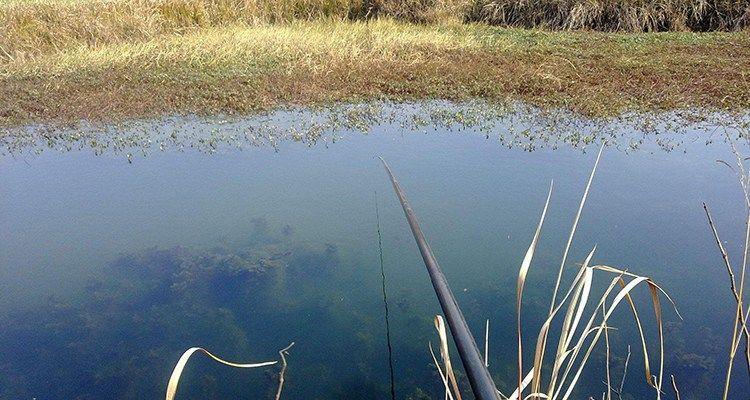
left=3, top=102, right=748, bottom=159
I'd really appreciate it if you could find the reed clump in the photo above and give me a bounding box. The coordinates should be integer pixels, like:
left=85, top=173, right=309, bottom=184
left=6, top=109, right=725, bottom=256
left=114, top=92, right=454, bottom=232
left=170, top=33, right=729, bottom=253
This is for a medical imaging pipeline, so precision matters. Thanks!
left=415, top=147, right=681, bottom=400
left=468, top=0, right=750, bottom=32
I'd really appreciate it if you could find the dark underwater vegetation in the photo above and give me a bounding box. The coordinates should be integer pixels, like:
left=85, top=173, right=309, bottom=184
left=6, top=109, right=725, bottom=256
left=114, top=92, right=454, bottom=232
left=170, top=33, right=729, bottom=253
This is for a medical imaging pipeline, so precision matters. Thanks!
left=0, top=217, right=732, bottom=400
left=0, top=217, right=492, bottom=400
left=0, top=220, right=347, bottom=399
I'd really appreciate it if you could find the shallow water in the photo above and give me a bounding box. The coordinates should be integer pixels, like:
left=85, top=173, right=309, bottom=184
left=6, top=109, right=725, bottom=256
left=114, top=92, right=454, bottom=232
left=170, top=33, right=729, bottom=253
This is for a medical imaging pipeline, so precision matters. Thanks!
left=1, top=109, right=748, bottom=399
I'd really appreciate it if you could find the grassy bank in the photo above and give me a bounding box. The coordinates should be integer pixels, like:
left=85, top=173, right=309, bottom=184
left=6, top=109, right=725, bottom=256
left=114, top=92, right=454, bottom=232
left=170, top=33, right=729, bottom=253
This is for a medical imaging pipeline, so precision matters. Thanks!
left=1, top=0, right=749, bottom=127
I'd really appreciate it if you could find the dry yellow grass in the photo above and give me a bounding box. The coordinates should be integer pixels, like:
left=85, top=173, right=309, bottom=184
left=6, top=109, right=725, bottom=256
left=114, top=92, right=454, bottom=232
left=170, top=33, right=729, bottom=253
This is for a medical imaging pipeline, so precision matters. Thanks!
left=2, top=0, right=747, bottom=65
left=2, top=0, right=745, bottom=64
left=0, top=0, right=475, bottom=61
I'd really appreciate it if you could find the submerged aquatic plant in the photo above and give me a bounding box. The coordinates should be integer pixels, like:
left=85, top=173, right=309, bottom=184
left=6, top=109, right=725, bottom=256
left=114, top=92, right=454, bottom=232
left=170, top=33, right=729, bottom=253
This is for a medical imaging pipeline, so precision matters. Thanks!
left=382, top=145, right=680, bottom=400
left=0, top=221, right=339, bottom=399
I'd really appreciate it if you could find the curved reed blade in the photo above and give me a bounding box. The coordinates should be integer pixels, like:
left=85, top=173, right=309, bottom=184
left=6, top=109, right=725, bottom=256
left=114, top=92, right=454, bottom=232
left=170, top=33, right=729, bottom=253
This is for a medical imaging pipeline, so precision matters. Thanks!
left=380, top=157, right=500, bottom=400
left=517, top=181, right=554, bottom=398
left=529, top=145, right=602, bottom=399
left=436, top=315, right=463, bottom=400
left=549, top=144, right=604, bottom=314
left=523, top=265, right=591, bottom=398
left=165, top=347, right=277, bottom=400
left=559, top=276, right=654, bottom=400
left=430, top=341, right=455, bottom=400
left=509, top=368, right=535, bottom=400
left=547, top=249, right=596, bottom=396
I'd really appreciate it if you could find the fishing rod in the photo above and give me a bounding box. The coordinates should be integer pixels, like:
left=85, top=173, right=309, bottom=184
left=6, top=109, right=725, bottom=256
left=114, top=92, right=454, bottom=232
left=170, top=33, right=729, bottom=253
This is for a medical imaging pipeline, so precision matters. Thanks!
left=379, top=158, right=500, bottom=400
left=375, top=192, right=397, bottom=400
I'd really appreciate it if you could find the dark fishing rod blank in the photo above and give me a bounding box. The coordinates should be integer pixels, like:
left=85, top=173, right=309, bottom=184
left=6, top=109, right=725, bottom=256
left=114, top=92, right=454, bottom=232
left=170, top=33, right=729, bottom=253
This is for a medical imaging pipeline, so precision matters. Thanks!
left=380, top=158, right=500, bottom=400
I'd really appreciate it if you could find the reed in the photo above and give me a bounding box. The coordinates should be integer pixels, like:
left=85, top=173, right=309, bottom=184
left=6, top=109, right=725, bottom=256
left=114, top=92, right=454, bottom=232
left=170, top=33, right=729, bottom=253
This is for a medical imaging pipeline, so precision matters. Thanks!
left=409, top=146, right=681, bottom=400
left=164, top=342, right=295, bottom=400
left=468, top=0, right=750, bottom=31
left=165, top=347, right=277, bottom=400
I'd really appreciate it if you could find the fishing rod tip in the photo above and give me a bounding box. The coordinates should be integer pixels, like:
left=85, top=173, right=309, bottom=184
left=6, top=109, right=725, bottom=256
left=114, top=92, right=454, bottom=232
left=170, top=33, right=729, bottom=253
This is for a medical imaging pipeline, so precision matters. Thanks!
left=377, top=156, right=392, bottom=171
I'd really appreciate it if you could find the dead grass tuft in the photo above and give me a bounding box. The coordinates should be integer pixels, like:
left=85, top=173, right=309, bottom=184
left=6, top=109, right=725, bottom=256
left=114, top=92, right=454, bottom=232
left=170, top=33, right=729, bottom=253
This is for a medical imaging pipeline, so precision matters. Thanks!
left=468, top=0, right=750, bottom=32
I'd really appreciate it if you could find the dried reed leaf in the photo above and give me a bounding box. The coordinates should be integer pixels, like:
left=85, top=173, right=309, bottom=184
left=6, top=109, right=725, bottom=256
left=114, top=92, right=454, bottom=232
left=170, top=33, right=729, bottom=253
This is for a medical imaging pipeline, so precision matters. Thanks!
left=165, top=347, right=277, bottom=400
left=430, top=341, right=455, bottom=400
left=553, top=275, right=623, bottom=400
left=549, top=144, right=604, bottom=314
left=616, top=277, right=654, bottom=388
left=523, top=394, right=549, bottom=400
left=517, top=181, right=554, bottom=398
left=509, top=369, right=535, bottom=400
left=559, top=276, right=662, bottom=400
left=529, top=145, right=602, bottom=399
left=435, top=315, right=463, bottom=400
left=547, top=253, right=595, bottom=395
left=648, top=282, right=665, bottom=398
left=531, top=265, right=592, bottom=396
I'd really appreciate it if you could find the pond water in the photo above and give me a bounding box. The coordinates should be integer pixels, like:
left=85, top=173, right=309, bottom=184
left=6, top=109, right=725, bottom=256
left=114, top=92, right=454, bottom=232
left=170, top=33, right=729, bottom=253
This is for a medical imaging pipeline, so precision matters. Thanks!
left=1, top=107, right=748, bottom=399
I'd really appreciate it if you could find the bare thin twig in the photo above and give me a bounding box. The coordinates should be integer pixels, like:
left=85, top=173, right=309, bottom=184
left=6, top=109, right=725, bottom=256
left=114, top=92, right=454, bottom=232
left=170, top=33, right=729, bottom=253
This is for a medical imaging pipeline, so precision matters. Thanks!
left=616, top=345, right=631, bottom=400
left=274, top=342, right=295, bottom=400
left=719, top=133, right=750, bottom=400
left=603, top=302, right=612, bottom=400
left=704, top=203, right=750, bottom=378
left=670, top=375, right=681, bottom=400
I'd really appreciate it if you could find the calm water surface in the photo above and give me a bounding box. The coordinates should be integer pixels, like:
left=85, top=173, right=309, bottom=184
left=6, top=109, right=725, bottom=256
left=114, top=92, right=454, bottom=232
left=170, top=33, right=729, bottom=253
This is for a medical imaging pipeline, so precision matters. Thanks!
left=0, top=112, right=747, bottom=399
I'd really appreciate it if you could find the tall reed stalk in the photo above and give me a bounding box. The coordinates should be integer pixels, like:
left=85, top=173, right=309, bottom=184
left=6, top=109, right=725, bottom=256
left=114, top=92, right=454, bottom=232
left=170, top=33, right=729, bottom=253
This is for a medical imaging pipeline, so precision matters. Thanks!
left=468, top=0, right=750, bottom=31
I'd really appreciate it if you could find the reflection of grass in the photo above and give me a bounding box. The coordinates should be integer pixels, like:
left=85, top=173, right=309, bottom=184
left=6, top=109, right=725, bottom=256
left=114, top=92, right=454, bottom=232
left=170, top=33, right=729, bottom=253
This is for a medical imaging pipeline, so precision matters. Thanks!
left=1, top=9, right=749, bottom=127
